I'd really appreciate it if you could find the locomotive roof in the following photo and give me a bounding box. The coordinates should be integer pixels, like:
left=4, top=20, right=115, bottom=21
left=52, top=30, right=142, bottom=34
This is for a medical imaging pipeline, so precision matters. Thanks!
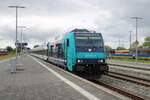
left=71, top=28, right=90, bottom=32
left=30, top=45, right=47, bottom=51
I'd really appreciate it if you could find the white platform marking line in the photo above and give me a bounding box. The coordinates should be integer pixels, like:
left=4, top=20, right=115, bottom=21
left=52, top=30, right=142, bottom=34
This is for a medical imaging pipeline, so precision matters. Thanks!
left=32, top=56, right=101, bottom=100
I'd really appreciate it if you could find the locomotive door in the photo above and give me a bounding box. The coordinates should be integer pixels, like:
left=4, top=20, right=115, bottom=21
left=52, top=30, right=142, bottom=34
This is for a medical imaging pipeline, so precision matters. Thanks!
left=65, top=39, right=69, bottom=66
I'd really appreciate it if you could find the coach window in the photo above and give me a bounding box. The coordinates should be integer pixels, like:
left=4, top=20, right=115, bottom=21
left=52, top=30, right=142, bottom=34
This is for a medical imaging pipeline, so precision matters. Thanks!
left=59, top=44, right=64, bottom=58
left=50, top=45, right=53, bottom=56
left=56, top=44, right=60, bottom=57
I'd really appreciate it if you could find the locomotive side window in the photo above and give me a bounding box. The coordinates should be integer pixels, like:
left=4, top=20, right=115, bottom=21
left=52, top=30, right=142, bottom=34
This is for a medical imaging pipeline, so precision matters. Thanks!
left=67, top=39, right=69, bottom=47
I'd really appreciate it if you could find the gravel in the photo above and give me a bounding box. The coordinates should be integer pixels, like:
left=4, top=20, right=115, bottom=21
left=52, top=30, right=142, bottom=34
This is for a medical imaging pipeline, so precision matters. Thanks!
left=97, top=75, right=150, bottom=98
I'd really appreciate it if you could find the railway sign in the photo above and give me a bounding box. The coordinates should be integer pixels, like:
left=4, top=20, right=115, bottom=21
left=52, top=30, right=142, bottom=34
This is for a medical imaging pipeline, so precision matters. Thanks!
left=15, top=42, right=28, bottom=46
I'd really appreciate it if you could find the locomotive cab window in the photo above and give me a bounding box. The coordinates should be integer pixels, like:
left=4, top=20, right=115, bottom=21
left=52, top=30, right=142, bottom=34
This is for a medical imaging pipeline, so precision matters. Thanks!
left=75, top=33, right=104, bottom=52
left=75, top=34, right=103, bottom=47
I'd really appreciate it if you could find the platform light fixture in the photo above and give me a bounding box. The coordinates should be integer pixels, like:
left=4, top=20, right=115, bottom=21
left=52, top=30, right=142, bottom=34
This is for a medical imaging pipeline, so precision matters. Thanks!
left=8, top=6, right=26, bottom=71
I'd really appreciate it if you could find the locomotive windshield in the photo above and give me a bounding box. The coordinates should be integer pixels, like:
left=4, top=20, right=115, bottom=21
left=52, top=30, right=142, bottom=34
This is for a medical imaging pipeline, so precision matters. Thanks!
left=75, top=34, right=103, bottom=47
left=75, top=33, right=104, bottom=52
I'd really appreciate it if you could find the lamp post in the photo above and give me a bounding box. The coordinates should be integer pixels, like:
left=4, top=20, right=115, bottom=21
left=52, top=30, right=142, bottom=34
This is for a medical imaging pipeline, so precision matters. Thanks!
left=18, top=26, right=26, bottom=54
left=8, top=6, right=25, bottom=70
left=129, top=31, right=132, bottom=49
left=131, top=17, right=143, bottom=62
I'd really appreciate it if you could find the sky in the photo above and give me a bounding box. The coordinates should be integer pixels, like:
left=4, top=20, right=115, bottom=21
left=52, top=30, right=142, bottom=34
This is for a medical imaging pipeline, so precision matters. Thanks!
left=0, top=0, right=150, bottom=49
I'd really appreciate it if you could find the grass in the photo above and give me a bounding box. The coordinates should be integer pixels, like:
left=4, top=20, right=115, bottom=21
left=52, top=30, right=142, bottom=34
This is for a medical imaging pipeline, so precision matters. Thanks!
left=108, top=56, right=150, bottom=63
left=0, top=52, right=16, bottom=61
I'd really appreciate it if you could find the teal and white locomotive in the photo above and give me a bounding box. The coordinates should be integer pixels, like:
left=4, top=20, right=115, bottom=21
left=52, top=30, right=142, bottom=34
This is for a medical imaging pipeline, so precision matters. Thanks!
left=32, top=29, right=109, bottom=78
left=46, top=29, right=108, bottom=78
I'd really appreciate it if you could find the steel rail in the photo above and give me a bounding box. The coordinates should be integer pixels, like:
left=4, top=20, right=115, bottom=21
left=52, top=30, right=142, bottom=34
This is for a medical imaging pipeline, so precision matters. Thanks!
left=91, top=80, right=149, bottom=100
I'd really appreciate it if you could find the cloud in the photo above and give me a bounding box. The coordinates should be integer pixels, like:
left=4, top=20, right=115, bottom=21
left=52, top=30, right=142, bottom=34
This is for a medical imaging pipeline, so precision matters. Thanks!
left=88, top=0, right=150, bottom=48
left=0, top=0, right=150, bottom=49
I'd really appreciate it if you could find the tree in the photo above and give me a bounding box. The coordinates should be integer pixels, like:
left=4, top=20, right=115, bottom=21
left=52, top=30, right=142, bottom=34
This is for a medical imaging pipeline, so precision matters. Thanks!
left=105, top=45, right=112, bottom=50
left=13, top=46, right=21, bottom=53
left=131, top=41, right=139, bottom=49
left=138, top=45, right=144, bottom=48
left=104, top=45, right=113, bottom=56
left=143, top=36, right=150, bottom=48
left=6, top=46, right=13, bottom=52
left=116, top=46, right=126, bottom=50
left=13, top=46, right=25, bottom=53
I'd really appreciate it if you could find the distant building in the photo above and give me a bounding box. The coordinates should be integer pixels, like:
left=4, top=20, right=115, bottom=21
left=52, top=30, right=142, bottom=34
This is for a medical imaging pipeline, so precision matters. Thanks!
left=0, top=48, right=8, bottom=56
left=109, top=48, right=150, bottom=57
left=130, top=48, right=150, bottom=55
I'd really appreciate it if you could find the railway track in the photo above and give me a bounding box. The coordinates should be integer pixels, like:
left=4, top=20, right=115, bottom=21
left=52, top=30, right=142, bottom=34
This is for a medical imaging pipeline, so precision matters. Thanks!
left=90, top=71, right=150, bottom=100
left=108, top=63, right=150, bottom=71
left=91, top=80, right=150, bottom=100
left=108, top=71, right=150, bottom=87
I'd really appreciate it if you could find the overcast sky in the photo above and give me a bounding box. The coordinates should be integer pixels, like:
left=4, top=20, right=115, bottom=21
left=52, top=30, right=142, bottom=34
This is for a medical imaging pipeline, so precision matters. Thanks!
left=0, top=0, right=150, bottom=48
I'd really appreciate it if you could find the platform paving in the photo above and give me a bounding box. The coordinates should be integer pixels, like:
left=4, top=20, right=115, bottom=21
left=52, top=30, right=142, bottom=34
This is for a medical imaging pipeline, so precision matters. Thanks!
left=0, top=55, right=129, bottom=100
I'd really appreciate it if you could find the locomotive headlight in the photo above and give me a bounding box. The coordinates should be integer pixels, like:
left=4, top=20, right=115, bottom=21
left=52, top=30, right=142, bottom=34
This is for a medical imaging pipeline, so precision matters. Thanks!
left=98, top=59, right=103, bottom=63
left=77, top=60, right=81, bottom=63
left=77, top=59, right=83, bottom=63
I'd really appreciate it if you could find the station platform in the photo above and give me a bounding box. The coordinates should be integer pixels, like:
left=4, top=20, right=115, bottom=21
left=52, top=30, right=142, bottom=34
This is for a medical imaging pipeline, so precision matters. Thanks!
left=107, top=59, right=150, bottom=70
left=0, top=55, right=129, bottom=100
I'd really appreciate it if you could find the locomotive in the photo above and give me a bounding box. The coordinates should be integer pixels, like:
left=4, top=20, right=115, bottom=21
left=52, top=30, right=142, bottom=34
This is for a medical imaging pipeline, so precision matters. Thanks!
left=31, top=29, right=109, bottom=78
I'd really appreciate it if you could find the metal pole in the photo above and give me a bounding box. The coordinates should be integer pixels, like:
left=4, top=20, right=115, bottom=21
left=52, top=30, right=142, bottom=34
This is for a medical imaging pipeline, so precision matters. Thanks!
left=18, top=26, right=26, bottom=54
left=135, top=19, right=138, bottom=62
left=129, top=31, right=132, bottom=49
left=16, top=7, right=18, bottom=65
left=21, top=28, right=22, bottom=54
left=119, top=38, right=120, bottom=47
left=131, top=17, right=143, bottom=62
